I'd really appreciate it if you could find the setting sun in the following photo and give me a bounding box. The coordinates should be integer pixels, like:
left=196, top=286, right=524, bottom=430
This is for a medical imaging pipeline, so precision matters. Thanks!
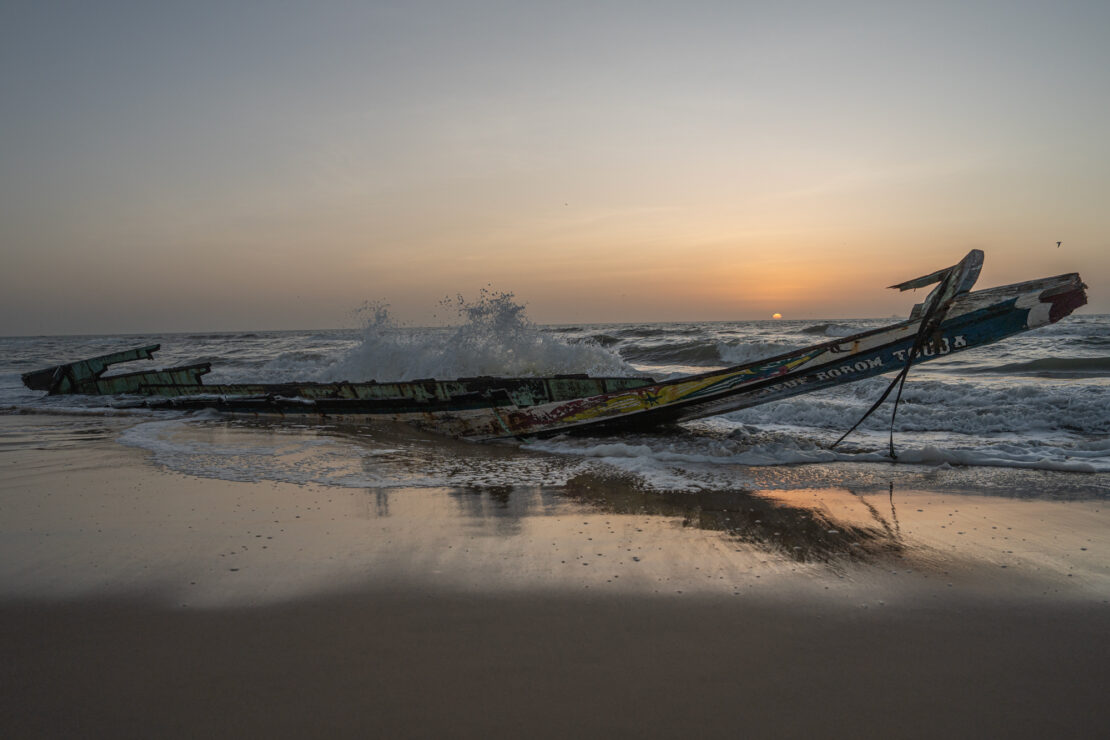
left=772, top=313, right=783, bottom=319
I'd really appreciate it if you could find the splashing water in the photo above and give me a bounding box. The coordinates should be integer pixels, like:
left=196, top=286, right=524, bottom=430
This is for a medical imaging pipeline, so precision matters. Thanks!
left=318, top=291, right=637, bottom=382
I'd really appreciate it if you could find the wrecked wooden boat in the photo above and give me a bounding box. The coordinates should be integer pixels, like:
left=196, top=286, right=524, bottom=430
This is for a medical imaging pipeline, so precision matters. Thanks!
left=23, top=251, right=1087, bottom=441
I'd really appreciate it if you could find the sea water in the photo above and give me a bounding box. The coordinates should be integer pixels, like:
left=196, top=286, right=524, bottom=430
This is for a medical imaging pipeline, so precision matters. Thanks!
left=2, top=294, right=1108, bottom=496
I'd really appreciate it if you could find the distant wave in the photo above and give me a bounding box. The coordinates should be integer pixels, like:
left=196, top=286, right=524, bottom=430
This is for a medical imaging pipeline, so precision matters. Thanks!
left=581, top=333, right=621, bottom=348
left=970, top=357, right=1110, bottom=378
left=620, top=340, right=723, bottom=366
left=620, top=339, right=803, bottom=367
left=718, top=341, right=804, bottom=366
left=797, top=323, right=859, bottom=337
left=612, top=326, right=705, bottom=338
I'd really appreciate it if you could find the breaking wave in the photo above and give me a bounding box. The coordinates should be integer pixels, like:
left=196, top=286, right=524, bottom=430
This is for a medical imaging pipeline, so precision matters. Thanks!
left=317, top=292, right=636, bottom=381
left=727, top=376, right=1110, bottom=437
left=717, top=340, right=804, bottom=366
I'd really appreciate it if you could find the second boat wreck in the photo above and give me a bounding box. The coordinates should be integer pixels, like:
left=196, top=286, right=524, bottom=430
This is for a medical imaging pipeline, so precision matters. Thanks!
left=22, top=251, right=1088, bottom=442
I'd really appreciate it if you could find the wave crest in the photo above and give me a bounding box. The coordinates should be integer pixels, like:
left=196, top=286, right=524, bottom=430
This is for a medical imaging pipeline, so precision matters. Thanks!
left=971, top=357, right=1110, bottom=378
left=797, top=323, right=859, bottom=337
left=319, top=292, right=635, bottom=381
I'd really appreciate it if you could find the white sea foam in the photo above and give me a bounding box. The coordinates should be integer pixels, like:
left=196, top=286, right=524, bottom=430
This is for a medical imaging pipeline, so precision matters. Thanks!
left=315, top=292, right=635, bottom=381
left=118, top=419, right=366, bottom=485
left=115, top=413, right=1110, bottom=497
left=117, top=418, right=590, bottom=489
left=527, top=432, right=1110, bottom=490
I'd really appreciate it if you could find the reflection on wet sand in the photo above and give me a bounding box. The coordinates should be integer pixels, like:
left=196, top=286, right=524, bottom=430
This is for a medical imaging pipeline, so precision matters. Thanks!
left=368, top=469, right=909, bottom=567
left=328, top=420, right=899, bottom=559
left=396, top=476, right=1108, bottom=596
left=93, top=415, right=1105, bottom=596
left=556, top=475, right=906, bottom=566
left=335, top=420, right=1097, bottom=575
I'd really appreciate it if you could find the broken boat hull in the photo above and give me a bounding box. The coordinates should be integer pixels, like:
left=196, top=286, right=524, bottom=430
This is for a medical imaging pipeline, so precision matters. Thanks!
left=289, top=271, right=1085, bottom=440
left=21, top=271, right=1087, bottom=441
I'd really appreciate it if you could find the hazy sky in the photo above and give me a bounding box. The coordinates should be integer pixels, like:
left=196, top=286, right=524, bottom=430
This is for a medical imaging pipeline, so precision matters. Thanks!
left=2, top=0, right=1107, bottom=334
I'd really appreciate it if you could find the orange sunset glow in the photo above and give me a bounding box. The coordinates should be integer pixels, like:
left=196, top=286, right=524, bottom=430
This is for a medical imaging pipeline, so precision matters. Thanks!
left=1, top=2, right=1106, bottom=335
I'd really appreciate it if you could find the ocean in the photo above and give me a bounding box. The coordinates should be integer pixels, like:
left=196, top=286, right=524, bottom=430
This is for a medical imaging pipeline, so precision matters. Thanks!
left=3, top=296, right=1109, bottom=497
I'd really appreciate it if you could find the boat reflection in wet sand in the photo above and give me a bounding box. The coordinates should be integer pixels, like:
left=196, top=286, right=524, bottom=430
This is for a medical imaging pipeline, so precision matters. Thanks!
left=22, top=251, right=1087, bottom=441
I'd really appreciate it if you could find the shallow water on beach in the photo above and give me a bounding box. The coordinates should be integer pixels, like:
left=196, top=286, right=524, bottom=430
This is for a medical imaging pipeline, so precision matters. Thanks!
left=2, top=415, right=1107, bottom=608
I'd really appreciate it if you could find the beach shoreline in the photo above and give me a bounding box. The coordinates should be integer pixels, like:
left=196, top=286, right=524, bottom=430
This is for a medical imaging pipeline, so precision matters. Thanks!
left=2, top=413, right=1108, bottom=737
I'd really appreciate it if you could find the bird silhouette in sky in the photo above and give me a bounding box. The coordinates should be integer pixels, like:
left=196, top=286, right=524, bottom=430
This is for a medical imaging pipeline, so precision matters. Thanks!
left=1057, top=241, right=1062, bottom=248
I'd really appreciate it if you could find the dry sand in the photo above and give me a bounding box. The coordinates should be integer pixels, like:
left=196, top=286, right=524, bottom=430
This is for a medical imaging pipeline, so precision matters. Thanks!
left=2, top=413, right=1108, bottom=738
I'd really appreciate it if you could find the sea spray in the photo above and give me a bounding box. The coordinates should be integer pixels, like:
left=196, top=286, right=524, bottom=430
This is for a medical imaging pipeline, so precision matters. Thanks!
left=318, top=291, right=636, bottom=382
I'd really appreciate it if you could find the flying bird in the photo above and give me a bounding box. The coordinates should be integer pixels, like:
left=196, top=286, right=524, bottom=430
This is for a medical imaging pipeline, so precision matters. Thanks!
left=1057, top=241, right=1062, bottom=248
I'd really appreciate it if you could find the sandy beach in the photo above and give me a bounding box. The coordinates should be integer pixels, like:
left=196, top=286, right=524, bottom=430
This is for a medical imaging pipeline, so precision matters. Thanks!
left=5, top=0, right=1109, bottom=735
left=2, top=413, right=1108, bottom=738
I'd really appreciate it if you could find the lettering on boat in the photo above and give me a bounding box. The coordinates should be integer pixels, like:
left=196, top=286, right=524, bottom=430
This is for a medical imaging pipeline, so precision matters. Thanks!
left=815, top=357, right=884, bottom=380
left=890, top=334, right=967, bottom=362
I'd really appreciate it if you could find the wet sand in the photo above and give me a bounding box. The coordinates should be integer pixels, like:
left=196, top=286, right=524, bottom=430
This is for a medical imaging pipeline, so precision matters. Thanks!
left=2, top=414, right=1108, bottom=737
left=7, top=592, right=1107, bottom=738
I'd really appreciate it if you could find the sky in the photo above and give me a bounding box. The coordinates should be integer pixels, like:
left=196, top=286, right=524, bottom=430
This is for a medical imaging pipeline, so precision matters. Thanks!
left=2, top=0, right=1108, bottom=334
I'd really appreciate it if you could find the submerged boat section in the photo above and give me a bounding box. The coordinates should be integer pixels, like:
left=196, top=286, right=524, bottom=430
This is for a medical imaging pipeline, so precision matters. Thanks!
left=20, top=345, right=212, bottom=396
left=21, top=348, right=654, bottom=413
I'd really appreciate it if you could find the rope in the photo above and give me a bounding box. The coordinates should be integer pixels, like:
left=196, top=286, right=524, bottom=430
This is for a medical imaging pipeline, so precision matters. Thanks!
left=830, top=270, right=958, bottom=458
